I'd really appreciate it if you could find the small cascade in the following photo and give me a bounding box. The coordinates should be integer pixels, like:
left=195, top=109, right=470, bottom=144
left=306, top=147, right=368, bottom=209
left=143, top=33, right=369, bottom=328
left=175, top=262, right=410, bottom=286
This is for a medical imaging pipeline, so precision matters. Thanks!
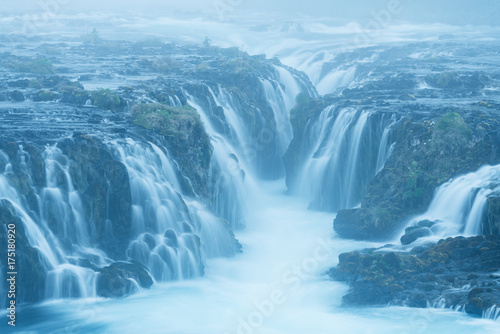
left=402, top=164, right=500, bottom=242
left=167, top=95, right=183, bottom=108
left=375, top=113, right=397, bottom=174
left=41, top=145, right=91, bottom=249
left=168, top=96, right=176, bottom=107
left=484, top=305, right=500, bottom=321
left=0, top=176, right=61, bottom=269
left=45, top=264, right=98, bottom=299
left=259, top=78, right=293, bottom=157
left=208, top=85, right=251, bottom=153
left=317, top=65, right=357, bottom=96
left=174, top=95, right=182, bottom=107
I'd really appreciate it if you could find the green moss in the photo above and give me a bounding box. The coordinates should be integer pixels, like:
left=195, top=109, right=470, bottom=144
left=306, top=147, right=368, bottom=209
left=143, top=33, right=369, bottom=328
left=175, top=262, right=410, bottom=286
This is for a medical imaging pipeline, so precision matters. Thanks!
left=435, top=112, right=471, bottom=138
left=404, top=160, right=425, bottom=200
left=36, top=90, right=54, bottom=101
left=436, top=71, right=460, bottom=88
left=431, top=112, right=471, bottom=157
left=132, top=103, right=212, bottom=195
left=91, top=89, right=122, bottom=112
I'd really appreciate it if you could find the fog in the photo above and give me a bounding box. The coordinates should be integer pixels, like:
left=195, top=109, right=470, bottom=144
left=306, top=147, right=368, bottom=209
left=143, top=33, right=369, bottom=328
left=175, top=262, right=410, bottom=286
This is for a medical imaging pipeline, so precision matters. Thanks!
left=3, top=0, right=500, bottom=26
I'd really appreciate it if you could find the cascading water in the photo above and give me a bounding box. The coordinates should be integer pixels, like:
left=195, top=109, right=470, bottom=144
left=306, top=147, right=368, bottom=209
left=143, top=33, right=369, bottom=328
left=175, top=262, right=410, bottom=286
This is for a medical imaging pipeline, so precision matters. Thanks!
left=401, top=164, right=500, bottom=244
left=108, top=138, right=239, bottom=281
left=183, top=67, right=305, bottom=227
left=375, top=113, right=397, bottom=174
left=289, top=105, right=394, bottom=211
left=184, top=91, right=248, bottom=230
left=0, top=133, right=241, bottom=306
left=0, top=145, right=100, bottom=302
left=282, top=49, right=358, bottom=95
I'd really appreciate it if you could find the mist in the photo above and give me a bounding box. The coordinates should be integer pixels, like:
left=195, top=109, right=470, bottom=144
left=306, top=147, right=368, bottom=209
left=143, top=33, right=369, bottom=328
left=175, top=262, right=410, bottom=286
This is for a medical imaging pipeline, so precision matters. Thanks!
left=3, top=0, right=500, bottom=26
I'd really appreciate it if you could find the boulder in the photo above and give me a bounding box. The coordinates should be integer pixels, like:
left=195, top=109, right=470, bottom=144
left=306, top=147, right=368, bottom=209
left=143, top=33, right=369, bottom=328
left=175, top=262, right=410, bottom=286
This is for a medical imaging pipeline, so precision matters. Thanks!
left=96, top=261, right=153, bottom=298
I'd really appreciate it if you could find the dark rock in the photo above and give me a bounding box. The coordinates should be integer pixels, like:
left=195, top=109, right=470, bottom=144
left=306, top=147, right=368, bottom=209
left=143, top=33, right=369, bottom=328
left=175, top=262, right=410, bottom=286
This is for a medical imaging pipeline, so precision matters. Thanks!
left=330, top=235, right=500, bottom=317
left=10, top=90, right=25, bottom=102
left=164, top=229, right=178, bottom=247
left=96, top=261, right=153, bottom=298
left=57, top=136, right=132, bottom=259
left=142, top=233, right=157, bottom=250
left=131, top=103, right=211, bottom=198
left=401, top=220, right=437, bottom=245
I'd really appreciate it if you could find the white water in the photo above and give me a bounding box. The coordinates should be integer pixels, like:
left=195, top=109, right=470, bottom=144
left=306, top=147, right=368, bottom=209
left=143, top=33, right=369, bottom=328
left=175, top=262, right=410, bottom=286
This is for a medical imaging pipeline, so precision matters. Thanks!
left=9, top=181, right=500, bottom=333
left=0, top=146, right=101, bottom=300
left=375, top=113, right=397, bottom=174
left=401, top=164, right=500, bottom=244
left=108, top=138, right=238, bottom=281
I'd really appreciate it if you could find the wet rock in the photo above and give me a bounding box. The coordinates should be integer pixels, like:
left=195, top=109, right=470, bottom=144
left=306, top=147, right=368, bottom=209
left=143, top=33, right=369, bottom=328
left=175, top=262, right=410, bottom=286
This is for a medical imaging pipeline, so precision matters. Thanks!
left=330, top=235, right=500, bottom=317
left=164, top=229, right=178, bottom=247
left=57, top=136, right=132, bottom=259
left=96, top=261, right=153, bottom=298
left=131, top=103, right=211, bottom=198
left=484, top=196, right=500, bottom=234
left=10, top=90, right=25, bottom=102
left=400, top=220, right=436, bottom=245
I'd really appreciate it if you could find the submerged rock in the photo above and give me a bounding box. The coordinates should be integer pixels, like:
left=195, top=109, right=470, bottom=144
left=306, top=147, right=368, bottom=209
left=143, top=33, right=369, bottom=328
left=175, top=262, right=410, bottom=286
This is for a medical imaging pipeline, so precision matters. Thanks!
left=96, top=261, right=153, bottom=298
left=400, top=220, right=437, bottom=245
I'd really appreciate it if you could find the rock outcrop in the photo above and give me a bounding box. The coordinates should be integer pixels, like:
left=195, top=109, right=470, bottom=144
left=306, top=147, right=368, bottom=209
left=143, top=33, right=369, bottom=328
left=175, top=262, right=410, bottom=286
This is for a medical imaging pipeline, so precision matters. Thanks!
left=330, top=235, right=500, bottom=316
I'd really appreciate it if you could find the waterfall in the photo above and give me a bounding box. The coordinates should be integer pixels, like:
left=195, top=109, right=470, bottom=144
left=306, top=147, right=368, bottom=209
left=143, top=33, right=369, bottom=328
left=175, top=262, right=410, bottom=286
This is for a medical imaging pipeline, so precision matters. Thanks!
left=259, top=78, right=294, bottom=156
left=41, top=145, right=92, bottom=250
left=403, top=164, right=500, bottom=241
left=184, top=91, right=248, bottom=229
left=317, top=65, right=357, bottom=95
left=182, top=68, right=304, bottom=227
left=168, top=95, right=183, bottom=108
left=168, top=96, right=176, bottom=107
left=0, top=134, right=240, bottom=305
left=108, top=138, right=238, bottom=281
left=290, top=106, right=382, bottom=211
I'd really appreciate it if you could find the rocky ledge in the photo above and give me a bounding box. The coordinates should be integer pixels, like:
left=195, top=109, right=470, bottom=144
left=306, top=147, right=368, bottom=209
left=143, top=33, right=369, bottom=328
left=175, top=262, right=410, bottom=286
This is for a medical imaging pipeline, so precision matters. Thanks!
left=329, top=235, right=500, bottom=317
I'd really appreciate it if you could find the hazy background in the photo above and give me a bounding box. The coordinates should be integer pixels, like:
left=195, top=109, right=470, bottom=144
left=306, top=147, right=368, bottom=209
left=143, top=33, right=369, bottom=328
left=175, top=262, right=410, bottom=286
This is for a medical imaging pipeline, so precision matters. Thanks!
left=3, top=0, right=500, bottom=26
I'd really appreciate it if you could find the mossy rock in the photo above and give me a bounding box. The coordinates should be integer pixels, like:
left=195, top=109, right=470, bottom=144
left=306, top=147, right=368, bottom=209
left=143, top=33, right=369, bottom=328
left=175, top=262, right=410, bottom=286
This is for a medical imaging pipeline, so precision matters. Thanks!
left=132, top=103, right=212, bottom=197
left=91, top=89, right=127, bottom=112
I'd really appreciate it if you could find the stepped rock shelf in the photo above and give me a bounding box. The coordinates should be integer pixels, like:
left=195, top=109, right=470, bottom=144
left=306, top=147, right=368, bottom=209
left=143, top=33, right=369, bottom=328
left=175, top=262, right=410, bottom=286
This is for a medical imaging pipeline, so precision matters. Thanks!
left=0, top=38, right=313, bottom=306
